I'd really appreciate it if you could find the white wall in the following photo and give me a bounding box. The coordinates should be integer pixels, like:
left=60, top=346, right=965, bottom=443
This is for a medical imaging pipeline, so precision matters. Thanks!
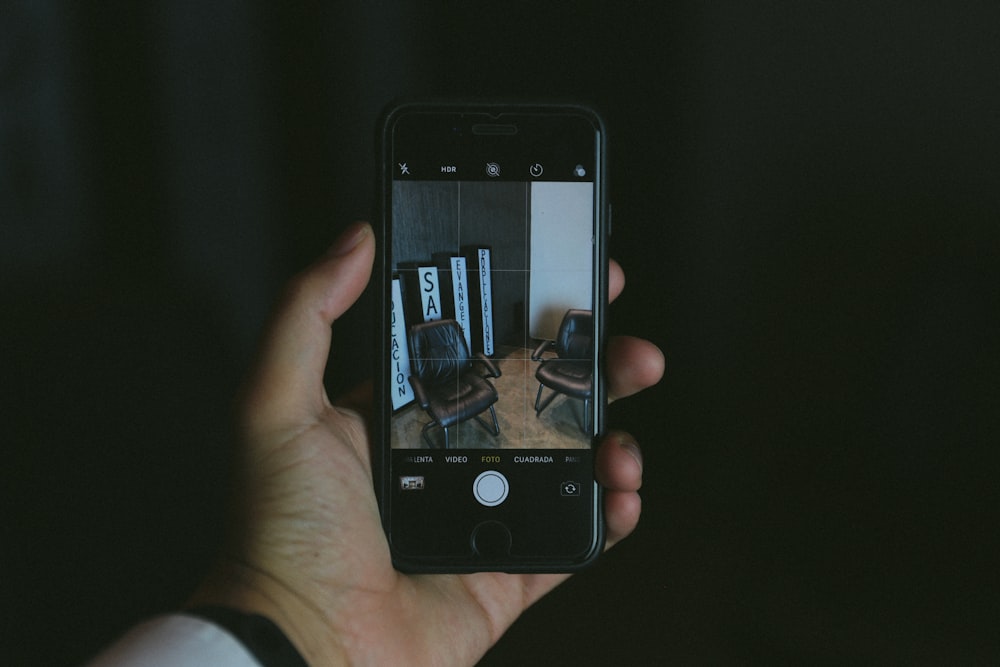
left=528, top=181, right=594, bottom=340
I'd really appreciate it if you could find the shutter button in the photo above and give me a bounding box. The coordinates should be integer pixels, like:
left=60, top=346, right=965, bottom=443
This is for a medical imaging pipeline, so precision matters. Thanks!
left=473, top=470, right=509, bottom=507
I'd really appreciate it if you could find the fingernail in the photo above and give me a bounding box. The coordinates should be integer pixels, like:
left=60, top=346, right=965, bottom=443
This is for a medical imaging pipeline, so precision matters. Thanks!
left=329, top=221, right=371, bottom=257
left=617, top=434, right=643, bottom=471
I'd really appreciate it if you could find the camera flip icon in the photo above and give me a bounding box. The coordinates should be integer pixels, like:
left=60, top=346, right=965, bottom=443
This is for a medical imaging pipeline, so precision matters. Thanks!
left=560, top=481, right=581, bottom=496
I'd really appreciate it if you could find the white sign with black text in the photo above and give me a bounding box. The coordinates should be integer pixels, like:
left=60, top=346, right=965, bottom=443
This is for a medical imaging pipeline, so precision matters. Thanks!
left=478, top=248, right=494, bottom=356
left=450, top=256, right=471, bottom=352
left=418, top=265, right=442, bottom=321
left=390, top=278, right=414, bottom=410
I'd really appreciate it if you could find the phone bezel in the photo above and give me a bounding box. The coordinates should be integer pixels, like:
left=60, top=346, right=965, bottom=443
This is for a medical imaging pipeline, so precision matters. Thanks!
left=373, top=100, right=609, bottom=573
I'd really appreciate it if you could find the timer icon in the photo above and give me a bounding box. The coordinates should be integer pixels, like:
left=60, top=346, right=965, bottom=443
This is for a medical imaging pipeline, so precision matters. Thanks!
left=529, top=163, right=544, bottom=178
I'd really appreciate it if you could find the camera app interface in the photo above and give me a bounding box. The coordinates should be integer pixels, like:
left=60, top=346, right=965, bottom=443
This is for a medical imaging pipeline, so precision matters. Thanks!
left=389, top=167, right=596, bottom=451
left=384, top=115, right=604, bottom=563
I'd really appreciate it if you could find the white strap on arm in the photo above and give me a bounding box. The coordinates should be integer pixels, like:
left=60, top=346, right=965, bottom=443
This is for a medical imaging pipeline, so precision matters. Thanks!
left=87, top=614, right=261, bottom=667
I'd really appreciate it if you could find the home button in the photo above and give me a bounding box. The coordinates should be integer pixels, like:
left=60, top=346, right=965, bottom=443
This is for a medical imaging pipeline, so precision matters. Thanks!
left=471, top=521, right=512, bottom=559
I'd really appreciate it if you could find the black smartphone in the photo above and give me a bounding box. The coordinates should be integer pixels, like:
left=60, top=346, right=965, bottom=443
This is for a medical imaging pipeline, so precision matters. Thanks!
left=373, top=101, right=608, bottom=572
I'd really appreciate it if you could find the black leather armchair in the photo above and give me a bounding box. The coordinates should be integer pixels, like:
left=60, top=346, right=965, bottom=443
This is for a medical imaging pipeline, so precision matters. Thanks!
left=408, top=319, right=502, bottom=449
left=531, top=309, right=594, bottom=433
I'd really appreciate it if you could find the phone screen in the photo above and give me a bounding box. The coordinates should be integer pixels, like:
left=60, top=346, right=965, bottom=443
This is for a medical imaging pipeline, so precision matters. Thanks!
left=376, top=104, right=606, bottom=571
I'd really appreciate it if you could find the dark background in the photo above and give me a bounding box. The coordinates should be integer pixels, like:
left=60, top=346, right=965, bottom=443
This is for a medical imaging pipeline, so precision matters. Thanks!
left=3, top=2, right=998, bottom=665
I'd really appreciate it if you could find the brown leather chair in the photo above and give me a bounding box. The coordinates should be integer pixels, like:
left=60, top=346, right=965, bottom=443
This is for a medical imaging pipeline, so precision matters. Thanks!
left=531, top=309, right=593, bottom=433
left=408, top=319, right=502, bottom=449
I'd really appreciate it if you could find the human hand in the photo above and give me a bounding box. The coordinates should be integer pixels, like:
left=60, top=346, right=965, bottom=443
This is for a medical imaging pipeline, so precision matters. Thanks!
left=187, top=221, right=664, bottom=666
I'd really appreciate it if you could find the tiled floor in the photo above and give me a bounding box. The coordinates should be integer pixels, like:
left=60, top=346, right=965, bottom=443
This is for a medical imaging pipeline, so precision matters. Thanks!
left=390, top=345, right=592, bottom=450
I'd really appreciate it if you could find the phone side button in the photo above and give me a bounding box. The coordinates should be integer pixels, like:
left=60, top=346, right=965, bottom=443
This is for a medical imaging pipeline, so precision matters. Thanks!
left=471, top=521, right=512, bottom=559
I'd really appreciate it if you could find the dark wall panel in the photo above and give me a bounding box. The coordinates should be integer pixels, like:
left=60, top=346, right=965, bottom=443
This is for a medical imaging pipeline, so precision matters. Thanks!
left=392, top=180, right=529, bottom=348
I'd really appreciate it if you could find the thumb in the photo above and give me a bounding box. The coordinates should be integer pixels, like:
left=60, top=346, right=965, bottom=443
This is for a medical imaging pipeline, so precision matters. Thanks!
left=241, top=222, right=375, bottom=437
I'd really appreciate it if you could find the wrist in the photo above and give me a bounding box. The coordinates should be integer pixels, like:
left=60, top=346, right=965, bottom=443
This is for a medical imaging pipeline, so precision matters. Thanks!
left=186, top=556, right=348, bottom=667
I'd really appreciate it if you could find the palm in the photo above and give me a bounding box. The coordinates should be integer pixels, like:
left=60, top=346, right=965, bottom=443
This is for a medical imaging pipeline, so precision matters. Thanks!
left=195, top=224, right=662, bottom=666
left=241, top=397, right=571, bottom=665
